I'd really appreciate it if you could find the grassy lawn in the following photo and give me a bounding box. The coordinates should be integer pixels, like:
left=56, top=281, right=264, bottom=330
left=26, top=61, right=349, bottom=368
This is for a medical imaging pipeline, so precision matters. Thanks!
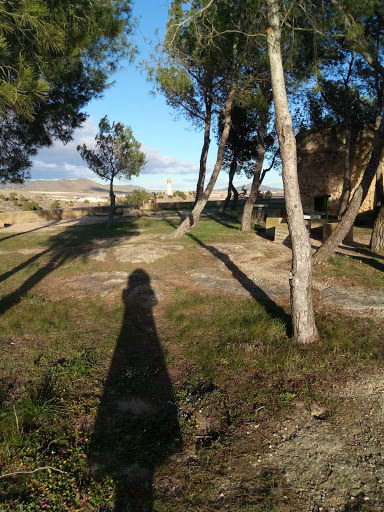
left=0, top=214, right=383, bottom=511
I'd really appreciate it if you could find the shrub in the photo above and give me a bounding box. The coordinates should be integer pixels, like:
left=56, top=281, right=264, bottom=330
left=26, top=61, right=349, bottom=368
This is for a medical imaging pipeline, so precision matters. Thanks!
left=9, top=191, right=17, bottom=200
left=19, top=195, right=26, bottom=202
left=0, top=193, right=6, bottom=200
left=50, top=200, right=60, bottom=209
left=83, top=199, right=90, bottom=204
left=157, top=194, right=164, bottom=199
left=22, top=201, right=40, bottom=211
left=13, top=200, right=19, bottom=207
left=117, top=189, right=151, bottom=205
left=189, top=191, right=196, bottom=198
left=174, top=190, right=187, bottom=200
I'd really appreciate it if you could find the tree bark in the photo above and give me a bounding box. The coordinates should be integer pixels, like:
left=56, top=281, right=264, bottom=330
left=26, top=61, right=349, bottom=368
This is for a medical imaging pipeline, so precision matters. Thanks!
left=313, top=115, right=384, bottom=264
left=241, top=121, right=266, bottom=231
left=371, top=205, right=384, bottom=253
left=374, top=161, right=383, bottom=216
left=220, top=155, right=237, bottom=214
left=338, top=115, right=352, bottom=217
left=107, top=176, right=116, bottom=230
left=267, top=0, right=318, bottom=344
left=230, top=182, right=239, bottom=210
left=195, top=94, right=213, bottom=204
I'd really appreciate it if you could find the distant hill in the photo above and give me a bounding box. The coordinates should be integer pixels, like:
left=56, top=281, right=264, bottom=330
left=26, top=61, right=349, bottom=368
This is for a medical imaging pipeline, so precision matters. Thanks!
left=239, top=183, right=284, bottom=194
left=0, top=178, right=146, bottom=195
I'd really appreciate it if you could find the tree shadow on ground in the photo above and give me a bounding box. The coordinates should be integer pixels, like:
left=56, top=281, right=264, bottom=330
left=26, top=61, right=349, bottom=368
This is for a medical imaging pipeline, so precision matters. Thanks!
left=161, top=215, right=292, bottom=335
left=89, top=270, right=181, bottom=511
left=0, top=218, right=141, bottom=317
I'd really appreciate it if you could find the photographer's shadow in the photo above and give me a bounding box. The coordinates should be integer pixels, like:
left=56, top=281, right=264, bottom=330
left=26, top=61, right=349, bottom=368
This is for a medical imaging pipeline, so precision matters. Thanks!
left=90, top=269, right=181, bottom=510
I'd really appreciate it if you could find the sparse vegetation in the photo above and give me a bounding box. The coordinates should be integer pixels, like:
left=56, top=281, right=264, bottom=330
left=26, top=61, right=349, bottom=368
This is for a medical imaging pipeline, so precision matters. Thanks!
left=174, top=190, right=187, bottom=200
left=116, top=189, right=151, bottom=205
left=50, top=200, right=60, bottom=209
left=8, top=191, right=17, bottom=201
left=21, top=200, right=40, bottom=211
left=0, top=193, right=6, bottom=200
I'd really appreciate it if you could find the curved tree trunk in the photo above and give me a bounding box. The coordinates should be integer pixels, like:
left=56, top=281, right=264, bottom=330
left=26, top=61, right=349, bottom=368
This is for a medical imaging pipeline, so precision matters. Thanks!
left=107, top=177, right=116, bottom=230
left=220, top=155, right=237, bottom=214
left=230, top=183, right=239, bottom=210
left=165, top=78, right=237, bottom=239
left=195, top=95, right=213, bottom=205
left=371, top=205, right=384, bottom=253
left=267, top=0, right=318, bottom=344
left=241, top=121, right=266, bottom=231
left=313, top=116, right=384, bottom=265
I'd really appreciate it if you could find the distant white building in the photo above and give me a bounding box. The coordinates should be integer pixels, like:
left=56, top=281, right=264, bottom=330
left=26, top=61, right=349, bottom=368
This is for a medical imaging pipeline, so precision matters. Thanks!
left=167, top=178, right=173, bottom=196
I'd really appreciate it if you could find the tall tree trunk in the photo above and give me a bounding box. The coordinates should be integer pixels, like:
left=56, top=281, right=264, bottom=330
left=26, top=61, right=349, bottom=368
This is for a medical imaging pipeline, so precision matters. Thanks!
left=339, top=115, right=352, bottom=216
left=195, top=95, right=213, bottom=204
left=267, top=0, right=318, bottom=344
left=107, top=177, right=116, bottom=230
left=374, top=161, right=383, bottom=216
left=230, top=183, right=239, bottom=210
left=313, top=116, right=384, bottom=264
left=371, top=205, right=384, bottom=253
left=220, top=155, right=237, bottom=214
left=241, top=121, right=266, bottom=231
left=165, top=83, right=237, bottom=239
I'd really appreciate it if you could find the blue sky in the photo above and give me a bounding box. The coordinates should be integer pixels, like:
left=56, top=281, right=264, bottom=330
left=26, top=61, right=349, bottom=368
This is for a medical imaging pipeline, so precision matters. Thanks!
left=30, top=1, right=283, bottom=192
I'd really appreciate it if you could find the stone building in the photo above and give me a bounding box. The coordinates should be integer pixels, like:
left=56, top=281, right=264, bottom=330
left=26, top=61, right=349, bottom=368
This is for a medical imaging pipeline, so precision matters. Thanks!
left=296, top=126, right=382, bottom=215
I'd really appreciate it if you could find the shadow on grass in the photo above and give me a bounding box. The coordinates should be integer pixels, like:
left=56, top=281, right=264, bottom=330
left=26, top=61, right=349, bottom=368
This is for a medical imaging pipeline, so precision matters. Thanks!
left=89, top=270, right=181, bottom=510
left=0, top=218, right=141, bottom=317
left=162, top=216, right=292, bottom=335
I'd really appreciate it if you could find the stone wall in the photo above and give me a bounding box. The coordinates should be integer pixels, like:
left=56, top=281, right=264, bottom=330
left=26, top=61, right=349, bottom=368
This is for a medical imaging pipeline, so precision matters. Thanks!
left=296, top=126, right=381, bottom=215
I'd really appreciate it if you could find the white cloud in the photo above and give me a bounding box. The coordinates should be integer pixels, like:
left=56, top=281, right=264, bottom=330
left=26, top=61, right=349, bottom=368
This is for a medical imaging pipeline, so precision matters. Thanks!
left=30, top=118, right=206, bottom=186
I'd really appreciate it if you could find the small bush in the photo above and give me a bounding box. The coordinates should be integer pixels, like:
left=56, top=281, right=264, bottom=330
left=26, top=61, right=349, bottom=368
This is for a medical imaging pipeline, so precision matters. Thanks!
left=12, top=200, right=19, bottom=207
left=0, top=193, right=6, bottom=200
left=83, top=199, right=90, bottom=204
left=117, top=189, right=151, bottom=205
left=174, top=190, right=187, bottom=200
left=9, top=192, right=17, bottom=201
left=189, top=190, right=196, bottom=198
left=22, top=201, right=40, bottom=211
left=157, top=194, right=164, bottom=199
left=50, top=200, right=60, bottom=209
left=19, top=195, right=26, bottom=202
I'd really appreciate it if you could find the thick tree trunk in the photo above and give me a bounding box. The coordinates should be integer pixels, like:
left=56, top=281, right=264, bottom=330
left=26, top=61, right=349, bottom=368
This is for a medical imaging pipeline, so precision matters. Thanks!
left=371, top=206, right=384, bottom=253
left=267, top=0, right=317, bottom=344
left=107, top=177, right=116, bottom=230
left=165, top=83, right=236, bottom=239
left=314, top=116, right=384, bottom=264
left=195, top=96, right=212, bottom=204
left=230, top=183, right=239, bottom=210
left=339, top=116, right=352, bottom=216
left=241, top=121, right=266, bottom=231
left=220, top=156, right=237, bottom=214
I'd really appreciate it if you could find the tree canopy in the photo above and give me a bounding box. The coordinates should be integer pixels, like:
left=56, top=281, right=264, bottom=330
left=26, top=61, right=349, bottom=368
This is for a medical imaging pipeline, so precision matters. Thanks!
left=0, top=0, right=134, bottom=183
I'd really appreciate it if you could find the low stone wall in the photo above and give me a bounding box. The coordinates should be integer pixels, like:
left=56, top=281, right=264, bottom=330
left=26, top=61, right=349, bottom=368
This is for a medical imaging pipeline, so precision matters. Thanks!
left=0, top=200, right=229, bottom=226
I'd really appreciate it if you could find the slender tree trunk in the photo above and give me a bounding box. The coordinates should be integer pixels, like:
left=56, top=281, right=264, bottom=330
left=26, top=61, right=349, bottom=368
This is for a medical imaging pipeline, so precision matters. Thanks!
left=371, top=205, right=384, bottom=252
left=195, top=96, right=213, bottom=204
left=313, top=116, right=384, bottom=264
left=339, top=115, right=352, bottom=217
left=165, top=81, right=237, bottom=239
left=267, top=0, right=317, bottom=344
left=374, top=161, right=383, bottom=216
left=241, top=121, right=266, bottom=231
left=230, top=183, right=239, bottom=210
left=107, top=177, right=116, bottom=230
left=220, top=155, right=237, bottom=214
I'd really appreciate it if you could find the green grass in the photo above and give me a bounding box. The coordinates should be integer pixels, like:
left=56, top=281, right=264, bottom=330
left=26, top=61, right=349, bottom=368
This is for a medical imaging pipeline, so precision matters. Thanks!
left=318, top=253, right=384, bottom=289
